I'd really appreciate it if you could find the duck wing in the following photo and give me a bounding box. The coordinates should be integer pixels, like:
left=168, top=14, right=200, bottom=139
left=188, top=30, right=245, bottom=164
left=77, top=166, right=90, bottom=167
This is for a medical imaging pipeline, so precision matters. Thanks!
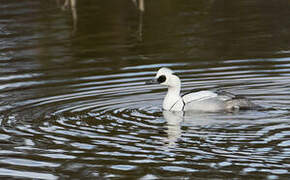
left=181, top=90, right=226, bottom=112
left=215, top=90, right=261, bottom=110
left=181, top=89, right=261, bottom=111
left=182, top=90, right=218, bottom=103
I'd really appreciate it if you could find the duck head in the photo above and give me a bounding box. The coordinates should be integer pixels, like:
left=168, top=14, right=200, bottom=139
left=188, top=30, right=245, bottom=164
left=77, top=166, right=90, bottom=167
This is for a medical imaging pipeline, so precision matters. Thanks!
left=146, top=67, right=181, bottom=88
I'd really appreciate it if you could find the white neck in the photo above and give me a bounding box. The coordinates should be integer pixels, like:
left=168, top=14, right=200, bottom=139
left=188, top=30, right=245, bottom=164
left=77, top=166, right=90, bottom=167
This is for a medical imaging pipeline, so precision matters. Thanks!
left=163, top=81, right=181, bottom=110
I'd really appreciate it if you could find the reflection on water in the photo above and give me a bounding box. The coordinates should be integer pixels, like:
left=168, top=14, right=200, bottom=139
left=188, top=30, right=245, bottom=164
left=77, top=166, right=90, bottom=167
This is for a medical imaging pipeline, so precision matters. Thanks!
left=131, top=0, right=145, bottom=41
left=0, top=0, right=290, bottom=179
left=163, top=111, right=183, bottom=148
left=162, top=110, right=226, bottom=148
left=131, top=0, right=145, bottom=12
left=57, top=0, right=77, bottom=34
left=56, top=0, right=144, bottom=38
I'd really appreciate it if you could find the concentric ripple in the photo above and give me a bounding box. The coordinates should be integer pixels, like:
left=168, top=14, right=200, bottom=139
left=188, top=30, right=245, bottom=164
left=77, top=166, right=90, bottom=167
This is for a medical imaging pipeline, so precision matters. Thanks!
left=1, top=0, right=290, bottom=179
left=1, top=60, right=290, bottom=179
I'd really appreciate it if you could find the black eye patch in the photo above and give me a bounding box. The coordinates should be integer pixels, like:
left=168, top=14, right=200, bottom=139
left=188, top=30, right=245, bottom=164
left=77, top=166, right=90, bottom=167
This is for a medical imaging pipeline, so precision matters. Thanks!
left=157, top=75, right=166, bottom=83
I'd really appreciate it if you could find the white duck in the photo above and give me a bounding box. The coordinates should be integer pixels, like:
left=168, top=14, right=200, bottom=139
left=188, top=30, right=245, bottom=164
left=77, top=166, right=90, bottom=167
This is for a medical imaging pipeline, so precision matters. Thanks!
left=146, top=67, right=260, bottom=112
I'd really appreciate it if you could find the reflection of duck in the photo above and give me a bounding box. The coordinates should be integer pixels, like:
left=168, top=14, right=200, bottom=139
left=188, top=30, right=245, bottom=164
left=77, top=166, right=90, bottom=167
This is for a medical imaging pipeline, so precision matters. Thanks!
left=163, top=110, right=183, bottom=148
left=163, top=110, right=228, bottom=126
left=163, top=110, right=221, bottom=147
left=147, top=68, right=261, bottom=112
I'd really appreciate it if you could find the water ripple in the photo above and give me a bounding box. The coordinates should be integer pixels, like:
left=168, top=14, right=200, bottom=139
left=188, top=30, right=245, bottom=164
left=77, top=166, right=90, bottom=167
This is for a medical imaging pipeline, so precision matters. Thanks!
left=0, top=0, right=290, bottom=178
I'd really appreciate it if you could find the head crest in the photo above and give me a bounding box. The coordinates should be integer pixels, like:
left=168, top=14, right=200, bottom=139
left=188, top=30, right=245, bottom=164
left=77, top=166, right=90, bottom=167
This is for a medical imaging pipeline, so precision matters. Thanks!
left=157, top=67, right=174, bottom=75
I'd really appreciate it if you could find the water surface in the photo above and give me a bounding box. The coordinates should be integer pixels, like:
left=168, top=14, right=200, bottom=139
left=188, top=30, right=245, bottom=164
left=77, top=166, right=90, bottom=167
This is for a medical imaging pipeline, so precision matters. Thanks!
left=0, top=0, right=290, bottom=179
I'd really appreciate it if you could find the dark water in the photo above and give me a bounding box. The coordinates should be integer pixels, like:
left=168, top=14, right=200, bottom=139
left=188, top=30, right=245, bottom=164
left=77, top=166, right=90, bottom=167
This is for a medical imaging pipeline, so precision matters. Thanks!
left=1, top=0, right=290, bottom=179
